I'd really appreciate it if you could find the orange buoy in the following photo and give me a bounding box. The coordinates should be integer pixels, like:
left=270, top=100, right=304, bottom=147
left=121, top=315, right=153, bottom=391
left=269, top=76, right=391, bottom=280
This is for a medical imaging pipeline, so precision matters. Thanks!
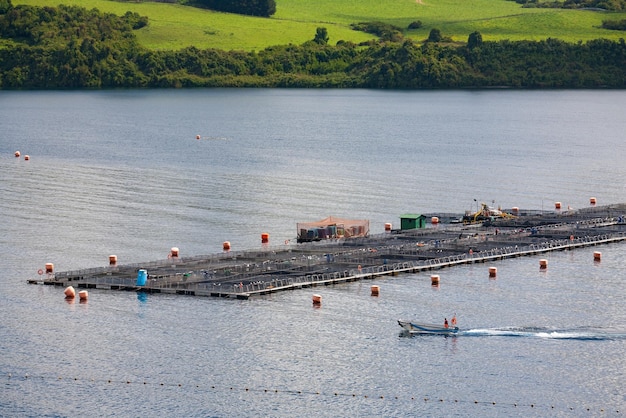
left=14, top=151, right=20, bottom=157
left=196, top=134, right=201, bottom=140
left=64, top=286, right=76, bottom=299
left=78, top=290, right=88, bottom=301
left=384, top=223, right=392, bottom=232
left=109, top=255, right=117, bottom=266
left=511, top=207, right=519, bottom=215
left=539, top=259, right=548, bottom=270
left=489, top=266, right=497, bottom=278
left=24, top=155, right=30, bottom=161
left=593, top=251, right=601, bottom=262
left=555, top=202, right=562, bottom=210
left=431, top=274, right=440, bottom=285
left=223, top=241, right=231, bottom=251
left=371, top=285, right=380, bottom=296
left=45, top=263, right=54, bottom=274
left=170, top=247, right=179, bottom=258
left=312, top=294, right=322, bottom=305
left=261, top=232, right=270, bottom=244
left=431, top=216, right=439, bottom=224
left=590, top=197, right=597, bottom=206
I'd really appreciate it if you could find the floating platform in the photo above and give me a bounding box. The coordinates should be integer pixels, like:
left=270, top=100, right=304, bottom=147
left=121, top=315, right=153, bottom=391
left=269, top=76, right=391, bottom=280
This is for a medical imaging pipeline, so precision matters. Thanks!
left=28, top=204, right=626, bottom=299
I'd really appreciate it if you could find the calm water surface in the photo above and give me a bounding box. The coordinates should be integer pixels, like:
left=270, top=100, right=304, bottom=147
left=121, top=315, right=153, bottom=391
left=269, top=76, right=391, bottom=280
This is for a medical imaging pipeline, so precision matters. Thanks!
left=1, top=89, right=625, bottom=416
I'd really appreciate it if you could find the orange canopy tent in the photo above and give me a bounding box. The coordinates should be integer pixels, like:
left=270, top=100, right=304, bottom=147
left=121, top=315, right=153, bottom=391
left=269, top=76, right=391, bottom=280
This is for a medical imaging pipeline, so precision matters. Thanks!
left=297, top=216, right=369, bottom=242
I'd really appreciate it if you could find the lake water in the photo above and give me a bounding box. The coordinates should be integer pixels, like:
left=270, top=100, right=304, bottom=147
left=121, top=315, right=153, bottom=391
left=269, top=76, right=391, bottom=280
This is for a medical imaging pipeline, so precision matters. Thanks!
left=1, top=89, right=625, bottom=416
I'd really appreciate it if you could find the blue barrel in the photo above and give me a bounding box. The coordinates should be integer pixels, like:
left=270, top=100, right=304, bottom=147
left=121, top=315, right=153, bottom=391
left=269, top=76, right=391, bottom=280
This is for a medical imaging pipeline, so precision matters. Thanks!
left=136, top=269, right=147, bottom=286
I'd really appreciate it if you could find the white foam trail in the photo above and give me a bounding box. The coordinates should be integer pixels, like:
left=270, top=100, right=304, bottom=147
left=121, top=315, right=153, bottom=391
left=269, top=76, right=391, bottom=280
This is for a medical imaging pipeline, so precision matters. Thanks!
left=460, top=328, right=626, bottom=340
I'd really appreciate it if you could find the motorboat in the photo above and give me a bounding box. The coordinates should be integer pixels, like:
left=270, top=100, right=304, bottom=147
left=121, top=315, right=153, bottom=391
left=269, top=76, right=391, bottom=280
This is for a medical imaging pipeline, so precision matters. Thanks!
left=398, top=320, right=459, bottom=335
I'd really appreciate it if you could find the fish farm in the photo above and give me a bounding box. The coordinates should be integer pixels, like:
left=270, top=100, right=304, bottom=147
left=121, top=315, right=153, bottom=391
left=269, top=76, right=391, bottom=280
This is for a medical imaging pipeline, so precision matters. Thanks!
left=28, top=203, right=626, bottom=300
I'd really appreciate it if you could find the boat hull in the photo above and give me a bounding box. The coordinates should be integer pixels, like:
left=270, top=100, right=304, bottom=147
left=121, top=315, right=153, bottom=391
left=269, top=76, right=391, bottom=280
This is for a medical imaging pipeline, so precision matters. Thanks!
left=398, top=320, right=459, bottom=335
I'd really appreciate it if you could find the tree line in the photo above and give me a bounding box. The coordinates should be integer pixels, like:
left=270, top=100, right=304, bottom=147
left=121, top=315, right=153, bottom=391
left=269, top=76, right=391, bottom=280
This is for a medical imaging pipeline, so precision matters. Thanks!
left=0, top=2, right=625, bottom=89
left=510, top=0, right=626, bottom=11
left=188, top=0, right=276, bottom=17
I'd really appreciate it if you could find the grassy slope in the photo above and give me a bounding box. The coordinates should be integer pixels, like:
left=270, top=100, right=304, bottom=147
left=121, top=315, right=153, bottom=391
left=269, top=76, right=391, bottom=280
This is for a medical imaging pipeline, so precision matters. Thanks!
left=14, top=0, right=626, bottom=51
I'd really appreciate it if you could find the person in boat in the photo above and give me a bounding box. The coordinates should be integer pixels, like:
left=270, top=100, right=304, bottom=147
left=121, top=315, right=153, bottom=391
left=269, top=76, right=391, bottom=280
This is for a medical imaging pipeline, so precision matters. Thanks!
left=444, top=318, right=449, bottom=328
left=451, top=314, right=457, bottom=327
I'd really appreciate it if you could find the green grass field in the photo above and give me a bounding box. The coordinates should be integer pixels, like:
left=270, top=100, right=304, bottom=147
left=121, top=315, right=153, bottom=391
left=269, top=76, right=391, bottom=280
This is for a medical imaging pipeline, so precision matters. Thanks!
left=14, top=0, right=626, bottom=51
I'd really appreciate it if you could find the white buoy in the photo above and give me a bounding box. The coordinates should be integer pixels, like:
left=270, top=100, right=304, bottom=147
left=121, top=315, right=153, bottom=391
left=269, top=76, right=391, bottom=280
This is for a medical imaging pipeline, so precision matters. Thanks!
left=78, top=290, right=88, bottom=302
left=170, top=247, right=179, bottom=258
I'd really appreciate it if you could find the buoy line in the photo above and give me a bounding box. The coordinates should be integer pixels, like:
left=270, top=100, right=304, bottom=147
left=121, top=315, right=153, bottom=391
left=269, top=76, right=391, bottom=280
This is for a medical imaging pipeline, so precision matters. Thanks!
left=4, top=372, right=620, bottom=414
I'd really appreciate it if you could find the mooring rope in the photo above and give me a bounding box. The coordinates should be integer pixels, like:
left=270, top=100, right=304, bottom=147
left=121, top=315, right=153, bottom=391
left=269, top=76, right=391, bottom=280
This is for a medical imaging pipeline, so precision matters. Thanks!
left=4, top=372, right=621, bottom=414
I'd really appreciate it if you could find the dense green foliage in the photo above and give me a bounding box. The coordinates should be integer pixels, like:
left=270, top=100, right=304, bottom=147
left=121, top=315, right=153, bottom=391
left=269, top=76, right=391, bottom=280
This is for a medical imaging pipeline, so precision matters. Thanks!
left=512, top=0, right=626, bottom=10
left=313, top=27, right=329, bottom=45
left=1, top=3, right=625, bottom=89
left=192, top=0, right=276, bottom=17
left=603, top=18, right=626, bottom=29
left=350, top=21, right=404, bottom=43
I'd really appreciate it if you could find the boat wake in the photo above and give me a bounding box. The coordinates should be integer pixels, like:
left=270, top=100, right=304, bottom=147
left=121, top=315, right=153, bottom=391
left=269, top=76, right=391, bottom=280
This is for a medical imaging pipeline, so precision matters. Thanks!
left=460, top=326, right=626, bottom=341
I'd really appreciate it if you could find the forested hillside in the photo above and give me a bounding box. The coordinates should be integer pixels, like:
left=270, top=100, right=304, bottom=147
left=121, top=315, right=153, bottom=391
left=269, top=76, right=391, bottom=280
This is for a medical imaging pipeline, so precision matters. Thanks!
left=1, top=2, right=625, bottom=89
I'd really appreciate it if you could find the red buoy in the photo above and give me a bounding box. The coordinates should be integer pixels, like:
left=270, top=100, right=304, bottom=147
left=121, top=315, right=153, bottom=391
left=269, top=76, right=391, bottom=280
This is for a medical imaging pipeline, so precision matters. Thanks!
left=593, top=251, right=601, bottom=262
left=64, top=286, right=76, bottom=299
left=489, top=266, right=497, bottom=278
left=312, top=294, right=322, bottom=305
